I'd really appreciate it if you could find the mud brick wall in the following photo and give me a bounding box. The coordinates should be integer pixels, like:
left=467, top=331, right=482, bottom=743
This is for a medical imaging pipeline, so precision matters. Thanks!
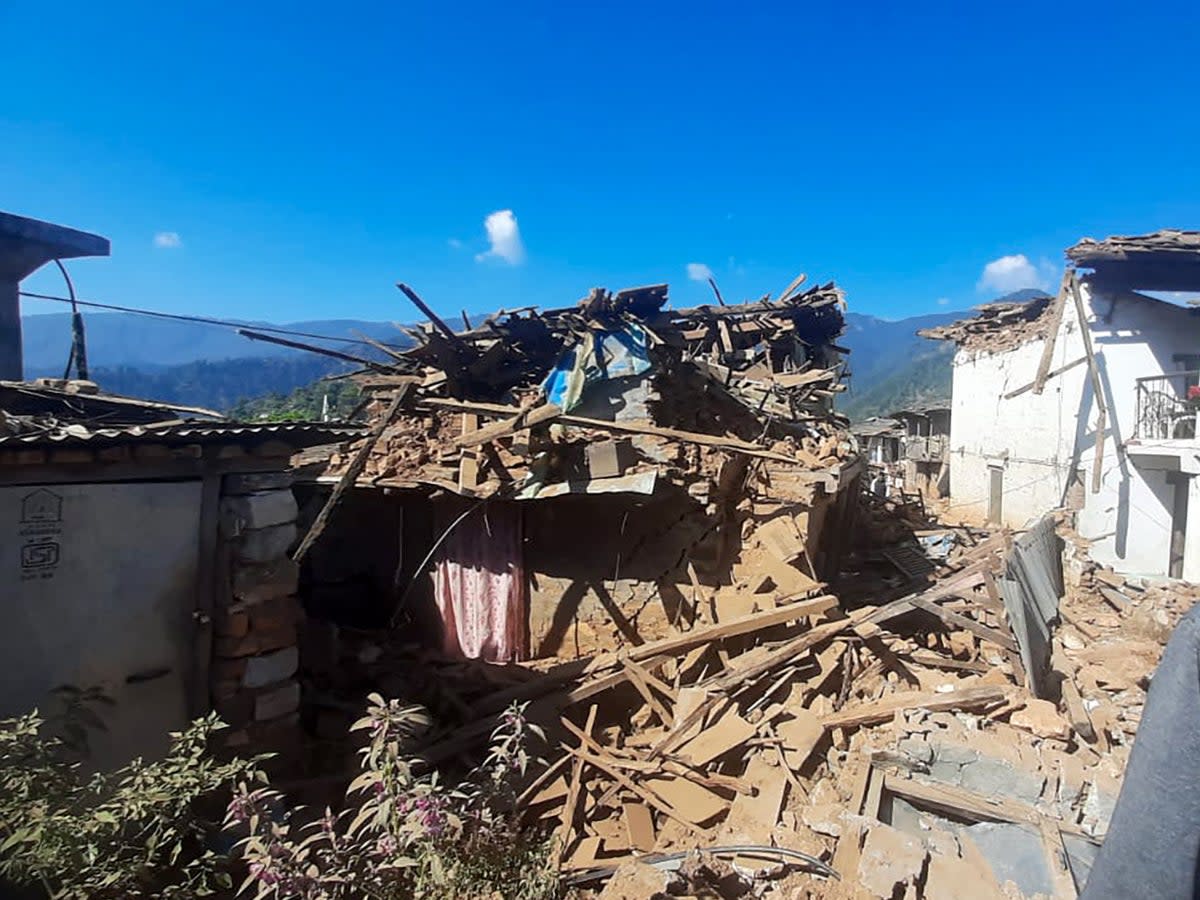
left=211, top=471, right=303, bottom=757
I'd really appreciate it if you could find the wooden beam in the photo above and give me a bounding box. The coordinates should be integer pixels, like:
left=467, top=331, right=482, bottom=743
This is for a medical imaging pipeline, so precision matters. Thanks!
left=880, top=773, right=1039, bottom=825
left=1004, top=357, right=1087, bottom=400
left=554, top=705, right=597, bottom=863
left=292, top=385, right=409, bottom=562
left=1032, top=273, right=1072, bottom=395
left=189, top=472, right=223, bottom=717
left=906, top=594, right=1019, bottom=653
left=819, top=685, right=1009, bottom=730
left=559, top=719, right=699, bottom=831
left=625, top=594, right=837, bottom=663
left=1069, top=272, right=1109, bottom=493
left=418, top=397, right=802, bottom=463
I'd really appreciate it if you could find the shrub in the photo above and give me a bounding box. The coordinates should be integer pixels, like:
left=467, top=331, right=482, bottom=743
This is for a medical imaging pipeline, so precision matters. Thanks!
left=0, top=709, right=265, bottom=899
left=227, top=695, right=559, bottom=900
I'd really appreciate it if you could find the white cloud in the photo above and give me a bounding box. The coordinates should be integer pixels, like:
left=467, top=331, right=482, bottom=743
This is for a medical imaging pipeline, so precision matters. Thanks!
left=976, top=254, right=1051, bottom=294
left=153, top=231, right=182, bottom=249
left=936, top=297, right=951, bottom=306
left=447, top=237, right=463, bottom=249
left=687, top=262, right=714, bottom=282
left=474, top=209, right=525, bottom=265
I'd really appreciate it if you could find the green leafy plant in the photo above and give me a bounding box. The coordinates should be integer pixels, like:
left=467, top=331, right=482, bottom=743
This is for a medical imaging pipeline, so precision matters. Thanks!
left=0, top=711, right=265, bottom=899
left=228, top=696, right=559, bottom=900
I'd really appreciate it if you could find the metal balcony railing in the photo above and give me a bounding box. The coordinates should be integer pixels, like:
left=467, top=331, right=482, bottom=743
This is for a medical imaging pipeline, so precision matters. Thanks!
left=1134, top=370, right=1200, bottom=440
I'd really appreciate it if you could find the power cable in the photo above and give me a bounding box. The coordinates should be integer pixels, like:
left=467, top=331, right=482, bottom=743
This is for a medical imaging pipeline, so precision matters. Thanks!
left=19, top=290, right=408, bottom=351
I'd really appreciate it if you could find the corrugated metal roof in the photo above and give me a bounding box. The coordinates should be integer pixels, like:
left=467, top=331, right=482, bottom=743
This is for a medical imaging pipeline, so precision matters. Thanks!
left=0, top=420, right=363, bottom=448
left=851, top=417, right=903, bottom=437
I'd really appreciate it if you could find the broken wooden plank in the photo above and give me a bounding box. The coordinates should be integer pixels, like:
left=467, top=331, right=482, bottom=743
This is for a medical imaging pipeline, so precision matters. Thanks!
left=455, top=401, right=563, bottom=448
left=771, top=368, right=835, bottom=389
left=1032, top=273, right=1072, bottom=395
left=554, top=704, right=598, bottom=863
left=674, top=704, right=757, bottom=767
left=458, top=413, right=480, bottom=490
left=622, top=658, right=673, bottom=725
left=881, top=772, right=1040, bottom=826
left=418, top=397, right=804, bottom=463
left=1069, top=272, right=1108, bottom=493
left=292, top=384, right=410, bottom=563
left=820, top=685, right=1010, bottom=730
left=907, top=594, right=1019, bottom=653
left=559, top=720, right=701, bottom=831
left=1098, top=586, right=1132, bottom=611
left=1059, top=673, right=1097, bottom=743
left=622, top=802, right=656, bottom=852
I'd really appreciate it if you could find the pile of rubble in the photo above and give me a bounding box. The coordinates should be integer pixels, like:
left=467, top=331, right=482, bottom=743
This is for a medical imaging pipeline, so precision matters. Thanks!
left=317, top=280, right=855, bottom=502
left=295, top=512, right=1182, bottom=899
left=917, top=298, right=1054, bottom=354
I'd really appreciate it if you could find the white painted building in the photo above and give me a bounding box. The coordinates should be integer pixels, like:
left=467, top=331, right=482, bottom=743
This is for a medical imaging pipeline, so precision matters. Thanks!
left=923, top=230, right=1200, bottom=581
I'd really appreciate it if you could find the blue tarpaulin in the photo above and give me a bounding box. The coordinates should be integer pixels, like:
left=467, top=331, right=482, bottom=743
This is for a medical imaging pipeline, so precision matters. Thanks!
left=541, top=324, right=652, bottom=412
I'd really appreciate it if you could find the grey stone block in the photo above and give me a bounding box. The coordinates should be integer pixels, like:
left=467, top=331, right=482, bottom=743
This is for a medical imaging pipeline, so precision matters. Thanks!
left=243, top=647, right=299, bottom=689
left=223, top=471, right=294, bottom=494
left=237, top=523, right=297, bottom=563
left=254, top=682, right=300, bottom=721
left=232, top=558, right=299, bottom=605
left=221, top=490, right=298, bottom=537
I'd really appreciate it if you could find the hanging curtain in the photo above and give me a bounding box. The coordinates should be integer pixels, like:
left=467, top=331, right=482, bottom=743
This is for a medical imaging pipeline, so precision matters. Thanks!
left=432, top=503, right=526, bottom=663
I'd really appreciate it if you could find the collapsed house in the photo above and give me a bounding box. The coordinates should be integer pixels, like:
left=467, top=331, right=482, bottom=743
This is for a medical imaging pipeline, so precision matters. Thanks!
left=286, top=279, right=1169, bottom=898
left=921, top=230, right=1200, bottom=581
left=295, top=280, right=865, bottom=664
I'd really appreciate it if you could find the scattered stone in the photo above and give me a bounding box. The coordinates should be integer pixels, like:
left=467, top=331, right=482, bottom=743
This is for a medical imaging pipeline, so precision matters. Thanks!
left=243, top=646, right=300, bottom=689
left=1010, top=698, right=1071, bottom=740
left=597, top=861, right=676, bottom=899
left=857, top=824, right=928, bottom=898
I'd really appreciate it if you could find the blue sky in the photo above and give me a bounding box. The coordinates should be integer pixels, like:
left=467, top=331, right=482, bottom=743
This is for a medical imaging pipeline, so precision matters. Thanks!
left=4, top=1, right=1200, bottom=325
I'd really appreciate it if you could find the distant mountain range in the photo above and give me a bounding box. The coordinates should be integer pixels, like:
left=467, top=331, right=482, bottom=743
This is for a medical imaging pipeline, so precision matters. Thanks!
left=18, top=291, right=1047, bottom=419
left=836, top=288, right=1050, bottom=419
left=21, top=312, right=408, bottom=374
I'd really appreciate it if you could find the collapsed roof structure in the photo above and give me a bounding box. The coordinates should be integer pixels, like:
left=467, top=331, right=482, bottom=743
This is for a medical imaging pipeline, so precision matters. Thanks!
left=296, top=279, right=865, bottom=662
left=317, top=280, right=856, bottom=498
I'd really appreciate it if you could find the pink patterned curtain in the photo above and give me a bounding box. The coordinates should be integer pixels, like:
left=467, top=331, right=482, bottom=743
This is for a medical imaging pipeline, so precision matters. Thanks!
left=432, top=504, right=526, bottom=663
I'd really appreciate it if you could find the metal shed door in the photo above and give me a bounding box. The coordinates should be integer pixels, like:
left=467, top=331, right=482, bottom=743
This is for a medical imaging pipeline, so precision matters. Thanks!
left=2, top=481, right=202, bottom=768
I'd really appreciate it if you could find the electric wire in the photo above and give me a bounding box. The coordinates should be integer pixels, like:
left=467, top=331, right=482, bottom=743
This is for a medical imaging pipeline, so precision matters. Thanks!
left=19, top=290, right=407, bottom=351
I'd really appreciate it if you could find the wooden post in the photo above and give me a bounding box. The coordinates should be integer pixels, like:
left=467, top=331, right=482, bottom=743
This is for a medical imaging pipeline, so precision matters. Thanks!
left=1069, top=272, right=1109, bottom=493
left=292, top=385, right=409, bottom=562
left=1032, top=272, right=1072, bottom=395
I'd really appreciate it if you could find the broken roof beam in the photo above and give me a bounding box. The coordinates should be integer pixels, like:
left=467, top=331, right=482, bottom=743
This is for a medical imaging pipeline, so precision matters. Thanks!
left=396, top=282, right=467, bottom=346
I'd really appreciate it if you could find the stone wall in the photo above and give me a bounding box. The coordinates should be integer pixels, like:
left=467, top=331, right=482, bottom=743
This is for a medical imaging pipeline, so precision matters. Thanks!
left=210, top=471, right=304, bottom=758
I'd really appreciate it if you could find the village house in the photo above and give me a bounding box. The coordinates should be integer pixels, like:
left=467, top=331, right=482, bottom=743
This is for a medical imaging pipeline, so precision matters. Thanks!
left=852, top=416, right=904, bottom=495
left=851, top=403, right=950, bottom=501
left=0, top=213, right=360, bottom=767
left=922, top=229, right=1200, bottom=581
left=891, top=402, right=951, bottom=500
left=0, top=379, right=359, bottom=767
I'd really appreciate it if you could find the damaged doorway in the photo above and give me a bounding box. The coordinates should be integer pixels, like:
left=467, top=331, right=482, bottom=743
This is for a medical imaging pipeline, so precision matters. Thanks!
left=988, top=465, right=1004, bottom=524
left=1167, top=471, right=1190, bottom=579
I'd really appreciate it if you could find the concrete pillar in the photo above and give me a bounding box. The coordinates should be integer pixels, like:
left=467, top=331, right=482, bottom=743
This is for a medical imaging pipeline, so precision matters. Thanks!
left=0, top=279, right=19, bottom=380
left=0, top=212, right=110, bottom=382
